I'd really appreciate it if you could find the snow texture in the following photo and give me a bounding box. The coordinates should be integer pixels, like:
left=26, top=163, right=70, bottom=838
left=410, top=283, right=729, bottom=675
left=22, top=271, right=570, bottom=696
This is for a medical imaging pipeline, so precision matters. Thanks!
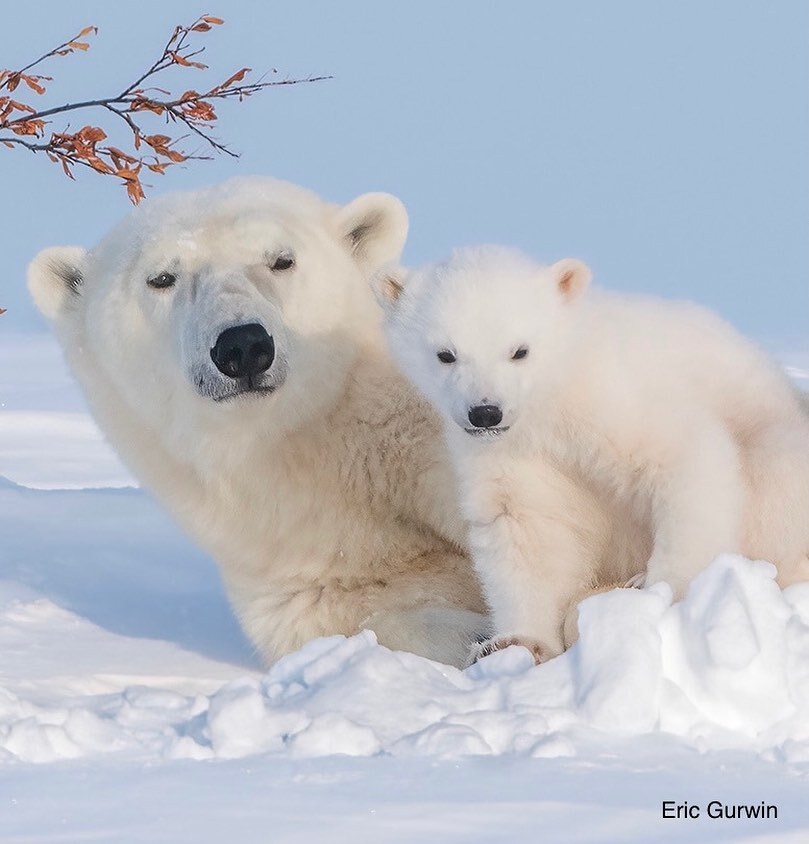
left=2, top=551, right=809, bottom=766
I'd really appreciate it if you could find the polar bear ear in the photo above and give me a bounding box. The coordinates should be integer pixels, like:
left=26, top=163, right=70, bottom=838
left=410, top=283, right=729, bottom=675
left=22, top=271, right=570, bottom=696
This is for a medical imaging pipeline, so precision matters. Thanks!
left=27, top=246, right=88, bottom=321
left=337, top=192, right=409, bottom=269
left=371, top=263, right=409, bottom=313
left=550, top=258, right=591, bottom=302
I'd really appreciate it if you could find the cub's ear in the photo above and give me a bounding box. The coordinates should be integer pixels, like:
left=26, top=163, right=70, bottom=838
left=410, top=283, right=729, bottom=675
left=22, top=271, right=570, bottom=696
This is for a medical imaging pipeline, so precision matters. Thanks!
left=337, top=192, right=409, bottom=269
left=550, top=258, right=591, bottom=302
left=370, top=263, right=409, bottom=314
left=28, top=246, right=87, bottom=321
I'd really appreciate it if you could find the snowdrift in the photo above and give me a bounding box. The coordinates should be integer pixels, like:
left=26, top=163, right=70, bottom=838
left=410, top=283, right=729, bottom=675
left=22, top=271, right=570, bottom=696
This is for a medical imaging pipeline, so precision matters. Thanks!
left=3, top=554, right=808, bottom=765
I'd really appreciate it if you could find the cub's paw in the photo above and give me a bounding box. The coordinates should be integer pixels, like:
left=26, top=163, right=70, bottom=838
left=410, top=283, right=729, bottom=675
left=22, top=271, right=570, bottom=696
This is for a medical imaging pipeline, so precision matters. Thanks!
left=470, top=635, right=550, bottom=666
left=624, top=572, right=647, bottom=589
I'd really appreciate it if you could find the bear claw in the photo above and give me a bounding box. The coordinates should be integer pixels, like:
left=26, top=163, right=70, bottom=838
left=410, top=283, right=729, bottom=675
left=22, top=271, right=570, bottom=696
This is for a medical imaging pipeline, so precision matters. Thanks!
left=471, top=635, right=548, bottom=665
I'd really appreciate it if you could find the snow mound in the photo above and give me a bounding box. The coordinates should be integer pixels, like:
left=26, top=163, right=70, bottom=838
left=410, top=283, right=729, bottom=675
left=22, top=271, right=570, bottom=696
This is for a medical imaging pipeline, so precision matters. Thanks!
left=3, top=554, right=809, bottom=765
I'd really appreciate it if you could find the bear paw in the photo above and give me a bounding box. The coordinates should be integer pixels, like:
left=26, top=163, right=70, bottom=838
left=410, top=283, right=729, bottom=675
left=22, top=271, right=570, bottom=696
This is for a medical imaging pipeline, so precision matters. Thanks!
left=470, top=635, right=550, bottom=666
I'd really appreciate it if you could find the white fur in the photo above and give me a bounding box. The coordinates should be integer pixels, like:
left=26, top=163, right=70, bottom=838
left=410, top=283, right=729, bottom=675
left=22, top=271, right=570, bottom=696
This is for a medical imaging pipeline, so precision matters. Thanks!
left=28, top=178, right=490, bottom=668
left=377, top=245, right=809, bottom=661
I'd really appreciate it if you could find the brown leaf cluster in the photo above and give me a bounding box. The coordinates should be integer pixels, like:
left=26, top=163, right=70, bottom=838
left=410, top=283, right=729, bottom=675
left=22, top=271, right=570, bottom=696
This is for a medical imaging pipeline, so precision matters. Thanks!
left=0, top=15, right=329, bottom=204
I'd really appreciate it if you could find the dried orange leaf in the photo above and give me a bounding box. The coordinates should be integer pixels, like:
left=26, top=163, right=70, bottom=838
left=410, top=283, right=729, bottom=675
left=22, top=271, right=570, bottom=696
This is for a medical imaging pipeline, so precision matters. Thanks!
left=10, top=119, right=45, bottom=136
left=9, top=100, right=35, bottom=114
left=126, top=178, right=145, bottom=204
left=85, top=154, right=112, bottom=173
left=105, top=146, right=137, bottom=163
left=219, top=67, right=251, bottom=89
left=22, top=75, right=46, bottom=95
left=78, top=125, right=107, bottom=144
left=145, top=134, right=171, bottom=147
left=169, top=52, right=204, bottom=68
left=129, top=99, right=166, bottom=116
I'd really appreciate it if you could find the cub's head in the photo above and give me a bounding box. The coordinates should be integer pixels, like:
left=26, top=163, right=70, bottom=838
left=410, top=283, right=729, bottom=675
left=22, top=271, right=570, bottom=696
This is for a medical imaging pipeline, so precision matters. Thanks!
left=28, top=178, right=408, bottom=450
left=374, top=245, right=591, bottom=440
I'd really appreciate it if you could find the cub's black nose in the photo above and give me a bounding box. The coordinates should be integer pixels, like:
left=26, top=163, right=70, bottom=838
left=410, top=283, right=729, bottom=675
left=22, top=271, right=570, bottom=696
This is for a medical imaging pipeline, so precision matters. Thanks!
left=468, top=404, right=503, bottom=429
left=211, top=323, right=275, bottom=379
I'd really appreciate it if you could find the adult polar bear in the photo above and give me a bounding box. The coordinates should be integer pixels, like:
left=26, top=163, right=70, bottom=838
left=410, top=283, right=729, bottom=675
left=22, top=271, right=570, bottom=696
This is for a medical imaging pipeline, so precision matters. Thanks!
left=29, top=177, right=493, bottom=667
left=28, top=178, right=641, bottom=667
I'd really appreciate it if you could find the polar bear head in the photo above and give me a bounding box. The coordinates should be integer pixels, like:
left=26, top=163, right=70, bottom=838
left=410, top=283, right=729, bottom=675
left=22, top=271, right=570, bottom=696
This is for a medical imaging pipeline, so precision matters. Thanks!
left=375, top=245, right=591, bottom=440
left=29, top=178, right=408, bottom=460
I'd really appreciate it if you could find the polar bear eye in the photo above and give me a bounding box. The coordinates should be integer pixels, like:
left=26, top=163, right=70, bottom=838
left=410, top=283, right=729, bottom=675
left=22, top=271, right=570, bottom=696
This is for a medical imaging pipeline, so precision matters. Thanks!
left=269, top=252, right=295, bottom=272
left=147, top=272, right=176, bottom=290
left=512, top=346, right=529, bottom=361
left=437, top=350, right=457, bottom=364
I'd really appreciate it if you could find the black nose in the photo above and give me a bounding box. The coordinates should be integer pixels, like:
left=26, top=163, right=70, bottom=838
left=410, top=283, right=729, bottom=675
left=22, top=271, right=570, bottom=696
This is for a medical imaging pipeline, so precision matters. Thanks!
left=468, top=404, right=503, bottom=429
left=210, top=323, right=275, bottom=379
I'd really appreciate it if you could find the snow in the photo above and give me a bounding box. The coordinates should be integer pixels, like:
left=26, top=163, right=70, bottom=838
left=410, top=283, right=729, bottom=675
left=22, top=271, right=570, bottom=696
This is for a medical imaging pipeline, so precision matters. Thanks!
left=3, top=552, right=808, bottom=768
left=1, top=332, right=808, bottom=841
left=0, top=335, right=135, bottom=489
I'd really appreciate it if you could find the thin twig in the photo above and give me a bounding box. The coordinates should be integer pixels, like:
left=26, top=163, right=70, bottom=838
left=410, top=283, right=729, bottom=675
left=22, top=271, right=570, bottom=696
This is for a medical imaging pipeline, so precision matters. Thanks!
left=2, top=26, right=96, bottom=82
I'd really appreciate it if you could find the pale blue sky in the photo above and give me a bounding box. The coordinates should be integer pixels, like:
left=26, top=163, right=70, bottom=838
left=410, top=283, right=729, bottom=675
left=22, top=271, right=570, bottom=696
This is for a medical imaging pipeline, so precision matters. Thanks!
left=1, top=1, right=807, bottom=347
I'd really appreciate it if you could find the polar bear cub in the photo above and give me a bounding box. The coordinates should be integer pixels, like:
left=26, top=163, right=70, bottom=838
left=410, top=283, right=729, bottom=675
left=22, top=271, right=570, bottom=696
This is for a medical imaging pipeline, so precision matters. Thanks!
left=376, top=245, right=809, bottom=662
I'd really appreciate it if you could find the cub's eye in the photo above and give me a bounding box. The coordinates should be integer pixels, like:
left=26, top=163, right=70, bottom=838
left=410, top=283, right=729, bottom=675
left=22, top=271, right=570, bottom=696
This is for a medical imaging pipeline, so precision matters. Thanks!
left=511, top=346, right=529, bottom=361
left=147, top=272, right=176, bottom=289
left=270, top=253, right=295, bottom=272
left=437, top=350, right=457, bottom=364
